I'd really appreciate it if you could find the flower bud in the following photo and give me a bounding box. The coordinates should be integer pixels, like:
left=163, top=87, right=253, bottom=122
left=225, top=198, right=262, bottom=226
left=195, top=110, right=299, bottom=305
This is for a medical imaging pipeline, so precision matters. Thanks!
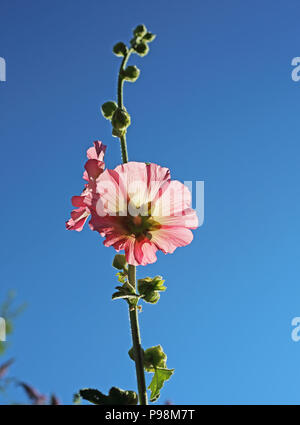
left=144, top=345, right=167, bottom=372
left=113, top=42, right=128, bottom=57
left=123, top=65, right=140, bottom=82
left=134, top=42, right=149, bottom=57
left=111, top=107, right=131, bottom=131
left=112, top=254, right=127, bottom=270
left=133, top=24, right=147, bottom=38
left=101, top=101, right=117, bottom=120
left=143, top=32, right=156, bottom=42
left=138, top=276, right=166, bottom=304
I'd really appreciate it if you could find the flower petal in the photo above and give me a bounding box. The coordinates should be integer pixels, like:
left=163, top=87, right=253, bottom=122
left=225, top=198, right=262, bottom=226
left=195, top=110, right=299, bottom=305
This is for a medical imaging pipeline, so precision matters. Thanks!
left=150, top=227, right=194, bottom=254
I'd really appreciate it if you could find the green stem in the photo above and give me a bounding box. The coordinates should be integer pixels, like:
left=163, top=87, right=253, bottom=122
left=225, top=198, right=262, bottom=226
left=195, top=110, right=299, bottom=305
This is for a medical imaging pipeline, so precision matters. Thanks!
left=128, top=265, right=148, bottom=405
left=117, top=48, right=133, bottom=164
left=117, top=48, right=148, bottom=405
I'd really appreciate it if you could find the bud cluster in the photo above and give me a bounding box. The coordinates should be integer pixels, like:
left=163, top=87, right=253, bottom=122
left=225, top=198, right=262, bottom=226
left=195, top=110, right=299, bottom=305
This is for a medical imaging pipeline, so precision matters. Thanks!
left=130, top=24, right=156, bottom=57
left=101, top=102, right=131, bottom=138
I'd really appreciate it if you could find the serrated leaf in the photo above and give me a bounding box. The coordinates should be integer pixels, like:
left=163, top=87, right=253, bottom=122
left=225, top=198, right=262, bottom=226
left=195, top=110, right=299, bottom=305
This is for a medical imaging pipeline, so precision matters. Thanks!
left=148, top=368, right=174, bottom=402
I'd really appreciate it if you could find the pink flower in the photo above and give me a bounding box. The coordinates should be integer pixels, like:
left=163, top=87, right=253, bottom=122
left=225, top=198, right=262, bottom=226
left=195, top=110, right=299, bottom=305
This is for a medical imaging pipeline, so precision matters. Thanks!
left=89, top=162, right=198, bottom=266
left=66, top=141, right=106, bottom=231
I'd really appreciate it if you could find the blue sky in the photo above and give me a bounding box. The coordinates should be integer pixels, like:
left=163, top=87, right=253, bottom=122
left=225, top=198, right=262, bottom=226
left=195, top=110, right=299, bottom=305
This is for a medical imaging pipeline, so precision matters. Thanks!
left=1, top=0, right=300, bottom=404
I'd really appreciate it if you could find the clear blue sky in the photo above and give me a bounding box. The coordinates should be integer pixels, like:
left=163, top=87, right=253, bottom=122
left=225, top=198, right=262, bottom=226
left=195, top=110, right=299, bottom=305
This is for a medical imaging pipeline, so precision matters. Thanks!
left=1, top=0, right=300, bottom=405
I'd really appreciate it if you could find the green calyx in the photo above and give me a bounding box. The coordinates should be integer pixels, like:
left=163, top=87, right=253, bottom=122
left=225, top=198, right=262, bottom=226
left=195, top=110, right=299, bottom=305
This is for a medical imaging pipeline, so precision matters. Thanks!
left=113, top=42, right=128, bottom=57
left=123, top=65, right=140, bottom=82
left=137, top=275, right=166, bottom=304
left=101, top=101, right=118, bottom=120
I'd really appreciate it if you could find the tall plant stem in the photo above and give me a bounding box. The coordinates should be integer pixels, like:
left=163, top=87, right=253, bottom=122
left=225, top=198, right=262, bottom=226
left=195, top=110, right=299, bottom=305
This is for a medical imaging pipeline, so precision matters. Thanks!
left=117, top=48, right=133, bottom=164
left=128, top=265, right=148, bottom=405
left=117, top=49, right=148, bottom=405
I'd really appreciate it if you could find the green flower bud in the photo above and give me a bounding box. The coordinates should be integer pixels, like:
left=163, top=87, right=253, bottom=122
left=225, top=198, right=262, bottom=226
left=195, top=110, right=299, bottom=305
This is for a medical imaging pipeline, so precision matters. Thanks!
left=101, top=101, right=118, bottom=120
left=112, top=127, right=123, bottom=138
left=138, top=276, right=166, bottom=304
left=143, top=32, right=156, bottom=42
left=133, top=24, right=147, bottom=38
left=112, top=254, right=127, bottom=270
left=134, top=42, right=149, bottom=57
left=111, top=107, right=131, bottom=131
left=144, top=345, right=167, bottom=372
left=123, top=65, right=140, bottom=82
left=113, top=42, right=128, bottom=57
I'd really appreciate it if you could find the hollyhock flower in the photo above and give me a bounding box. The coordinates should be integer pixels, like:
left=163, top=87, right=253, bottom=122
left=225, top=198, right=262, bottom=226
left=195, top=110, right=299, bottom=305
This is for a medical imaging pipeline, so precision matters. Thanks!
left=66, top=141, right=106, bottom=231
left=88, top=162, right=198, bottom=266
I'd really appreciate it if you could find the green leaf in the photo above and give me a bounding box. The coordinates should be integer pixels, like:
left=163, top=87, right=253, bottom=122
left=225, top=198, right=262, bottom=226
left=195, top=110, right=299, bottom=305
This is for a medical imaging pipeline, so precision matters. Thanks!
left=112, top=280, right=139, bottom=302
left=148, top=368, right=174, bottom=402
left=112, top=292, right=140, bottom=301
left=79, top=388, right=107, bottom=405
left=78, top=387, right=138, bottom=405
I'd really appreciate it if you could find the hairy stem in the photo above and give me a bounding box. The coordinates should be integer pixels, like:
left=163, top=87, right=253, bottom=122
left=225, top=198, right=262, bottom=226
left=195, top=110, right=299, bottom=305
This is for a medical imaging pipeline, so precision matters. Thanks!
left=128, top=265, right=148, bottom=405
left=117, top=48, right=148, bottom=405
left=117, top=48, right=133, bottom=164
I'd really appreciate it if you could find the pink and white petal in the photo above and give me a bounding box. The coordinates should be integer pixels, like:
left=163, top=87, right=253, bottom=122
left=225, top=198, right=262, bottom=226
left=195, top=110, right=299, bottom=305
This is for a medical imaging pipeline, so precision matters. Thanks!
left=87, top=141, right=107, bottom=161
left=154, top=208, right=199, bottom=229
left=96, top=169, right=128, bottom=215
left=103, top=233, right=128, bottom=250
left=145, top=163, right=170, bottom=201
left=151, top=180, right=192, bottom=218
left=124, top=238, right=138, bottom=265
left=150, top=227, right=194, bottom=254
left=114, top=162, right=149, bottom=208
left=114, top=162, right=171, bottom=207
left=138, top=240, right=158, bottom=265
left=66, top=207, right=90, bottom=231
